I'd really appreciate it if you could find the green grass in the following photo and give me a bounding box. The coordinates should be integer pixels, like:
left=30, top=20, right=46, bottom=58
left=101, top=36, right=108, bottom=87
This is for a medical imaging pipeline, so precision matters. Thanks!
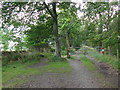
left=2, top=60, right=40, bottom=88
left=70, top=56, right=75, bottom=60
left=88, top=50, right=119, bottom=71
left=79, top=54, right=118, bottom=88
left=79, top=54, right=96, bottom=71
left=0, top=60, right=2, bottom=89
left=2, top=59, right=71, bottom=88
left=40, top=61, right=71, bottom=73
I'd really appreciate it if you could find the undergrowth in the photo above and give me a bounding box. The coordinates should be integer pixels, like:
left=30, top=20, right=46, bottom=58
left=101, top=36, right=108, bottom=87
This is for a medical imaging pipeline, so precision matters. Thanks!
left=2, top=52, right=71, bottom=88
left=88, top=50, right=119, bottom=71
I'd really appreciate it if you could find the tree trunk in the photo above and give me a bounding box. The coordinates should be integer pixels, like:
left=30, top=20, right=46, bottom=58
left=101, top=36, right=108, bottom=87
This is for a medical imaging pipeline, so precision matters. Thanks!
left=98, top=13, right=103, bottom=53
left=117, top=49, right=119, bottom=59
left=118, top=20, right=120, bottom=59
left=108, top=46, right=111, bottom=56
left=66, top=31, right=70, bottom=58
left=52, top=2, right=61, bottom=57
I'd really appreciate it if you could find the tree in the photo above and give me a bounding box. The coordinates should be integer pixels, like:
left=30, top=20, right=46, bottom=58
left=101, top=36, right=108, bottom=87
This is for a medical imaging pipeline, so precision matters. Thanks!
left=25, top=17, right=53, bottom=52
left=80, top=2, right=119, bottom=57
left=43, top=2, right=61, bottom=57
left=2, top=2, right=61, bottom=56
left=58, top=2, right=80, bottom=57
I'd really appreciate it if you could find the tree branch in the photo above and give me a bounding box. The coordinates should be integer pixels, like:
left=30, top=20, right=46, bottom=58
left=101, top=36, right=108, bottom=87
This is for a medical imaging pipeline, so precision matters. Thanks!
left=43, top=2, right=54, bottom=19
left=52, top=2, right=57, bottom=18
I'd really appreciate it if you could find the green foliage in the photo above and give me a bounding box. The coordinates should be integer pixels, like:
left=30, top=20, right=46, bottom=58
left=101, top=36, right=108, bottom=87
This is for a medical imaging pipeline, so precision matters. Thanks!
left=58, top=3, right=81, bottom=49
left=70, top=48, right=75, bottom=55
left=50, top=48, right=55, bottom=53
left=88, top=49, right=119, bottom=71
left=80, top=46, right=93, bottom=55
left=80, top=2, right=119, bottom=57
left=70, top=56, right=75, bottom=60
left=2, top=52, right=43, bottom=66
left=2, top=54, right=21, bottom=66
left=61, top=50, right=67, bottom=56
left=25, top=20, right=53, bottom=48
left=1, top=2, right=119, bottom=60
left=42, top=61, right=71, bottom=73
left=48, top=56, right=67, bottom=62
left=43, top=52, right=53, bottom=58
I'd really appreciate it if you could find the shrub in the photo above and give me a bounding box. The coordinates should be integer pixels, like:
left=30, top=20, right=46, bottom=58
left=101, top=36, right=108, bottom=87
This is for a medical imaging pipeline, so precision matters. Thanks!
left=43, top=52, right=53, bottom=58
left=20, top=52, right=41, bottom=63
left=61, top=50, right=66, bottom=56
left=12, top=54, right=22, bottom=61
left=2, top=54, right=22, bottom=66
left=48, top=56, right=66, bottom=62
left=2, top=51, right=43, bottom=66
left=50, top=48, right=55, bottom=53
left=2, top=56, right=11, bottom=66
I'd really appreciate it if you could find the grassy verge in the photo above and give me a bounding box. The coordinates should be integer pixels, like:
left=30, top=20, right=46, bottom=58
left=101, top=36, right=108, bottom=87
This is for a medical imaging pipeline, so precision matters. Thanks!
left=2, top=60, right=40, bottom=88
left=0, top=60, right=2, bottom=89
left=2, top=58, right=71, bottom=88
left=88, top=50, right=119, bottom=71
left=79, top=54, right=96, bottom=71
left=70, top=56, right=75, bottom=60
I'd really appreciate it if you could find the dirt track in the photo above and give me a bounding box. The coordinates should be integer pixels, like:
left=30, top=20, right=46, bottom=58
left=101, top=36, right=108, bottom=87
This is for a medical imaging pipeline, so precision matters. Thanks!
left=17, top=51, right=118, bottom=88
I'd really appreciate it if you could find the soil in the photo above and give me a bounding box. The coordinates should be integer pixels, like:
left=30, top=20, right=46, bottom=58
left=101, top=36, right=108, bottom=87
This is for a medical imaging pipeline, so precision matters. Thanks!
left=86, top=55, right=118, bottom=87
left=16, top=51, right=118, bottom=88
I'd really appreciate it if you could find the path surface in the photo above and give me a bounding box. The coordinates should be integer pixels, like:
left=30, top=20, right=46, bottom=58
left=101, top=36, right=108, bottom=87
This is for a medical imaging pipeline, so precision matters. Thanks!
left=86, top=55, right=118, bottom=87
left=17, top=51, right=118, bottom=88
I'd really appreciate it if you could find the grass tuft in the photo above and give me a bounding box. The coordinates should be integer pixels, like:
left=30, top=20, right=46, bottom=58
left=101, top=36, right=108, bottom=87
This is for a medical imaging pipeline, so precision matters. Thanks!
left=79, top=54, right=96, bottom=71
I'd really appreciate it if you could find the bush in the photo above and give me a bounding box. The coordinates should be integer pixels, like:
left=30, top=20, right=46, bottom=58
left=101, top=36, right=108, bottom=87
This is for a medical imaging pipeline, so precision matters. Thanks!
left=50, top=48, right=55, bottom=53
left=88, top=50, right=119, bottom=71
left=75, top=47, right=80, bottom=51
left=12, top=54, right=22, bottom=61
left=2, top=56, right=10, bottom=66
left=61, top=50, right=66, bottom=56
left=48, top=56, right=66, bottom=62
left=20, top=58, right=28, bottom=63
left=2, top=54, right=22, bottom=66
left=2, top=51, right=44, bottom=66
left=43, top=52, right=53, bottom=58
left=20, top=52, right=42, bottom=63
left=70, top=48, right=75, bottom=54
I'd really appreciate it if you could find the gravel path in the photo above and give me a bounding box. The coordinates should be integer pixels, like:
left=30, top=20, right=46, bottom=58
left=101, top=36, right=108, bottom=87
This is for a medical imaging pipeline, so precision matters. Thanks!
left=17, top=51, right=117, bottom=88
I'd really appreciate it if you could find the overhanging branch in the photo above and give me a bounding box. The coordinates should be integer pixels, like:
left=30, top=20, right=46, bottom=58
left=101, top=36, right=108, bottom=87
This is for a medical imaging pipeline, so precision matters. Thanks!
left=43, top=2, right=54, bottom=19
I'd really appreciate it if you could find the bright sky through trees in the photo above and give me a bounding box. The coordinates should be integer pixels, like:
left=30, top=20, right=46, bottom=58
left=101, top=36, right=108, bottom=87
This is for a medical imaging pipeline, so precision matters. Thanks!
left=0, top=1, right=84, bottom=51
left=0, top=1, right=119, bottom=52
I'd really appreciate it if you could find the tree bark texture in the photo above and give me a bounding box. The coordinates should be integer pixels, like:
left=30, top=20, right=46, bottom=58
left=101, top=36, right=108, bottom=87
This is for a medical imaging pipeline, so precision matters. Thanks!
left=43, top=2, right=61, bottom=57
left=52, top=2, right=61, bottom=57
